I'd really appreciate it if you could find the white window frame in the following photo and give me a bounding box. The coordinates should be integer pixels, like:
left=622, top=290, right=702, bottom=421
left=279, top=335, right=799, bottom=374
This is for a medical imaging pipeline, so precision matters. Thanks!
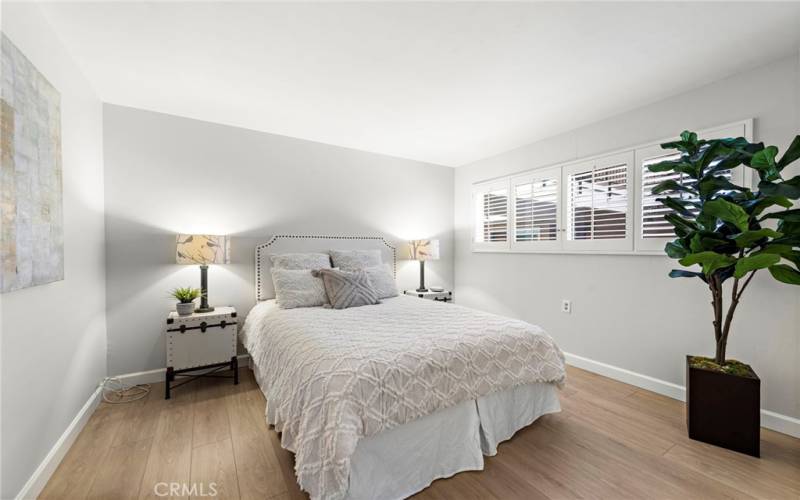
left=470, top=118, right=754, bottom=256
left=472, top=179, right=511, bottom=251
left=562, top=151, right=635, bottom=252
left=510, top=167, right=562, bottom=251
left=634, top=120, right=753, bottom=252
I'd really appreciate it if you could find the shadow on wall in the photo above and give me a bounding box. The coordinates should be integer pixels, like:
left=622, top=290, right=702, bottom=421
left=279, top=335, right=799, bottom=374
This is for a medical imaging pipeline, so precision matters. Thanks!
left=103, top=212, right=452, bottom=376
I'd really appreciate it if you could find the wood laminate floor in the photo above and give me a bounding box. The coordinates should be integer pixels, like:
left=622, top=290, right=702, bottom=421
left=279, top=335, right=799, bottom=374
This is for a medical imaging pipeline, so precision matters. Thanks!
left=40, top=365, right=800, bottom=499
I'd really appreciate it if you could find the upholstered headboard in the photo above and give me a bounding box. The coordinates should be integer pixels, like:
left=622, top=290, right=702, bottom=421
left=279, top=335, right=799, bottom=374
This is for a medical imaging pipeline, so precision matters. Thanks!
left=255, top=235, right=397, bottom=301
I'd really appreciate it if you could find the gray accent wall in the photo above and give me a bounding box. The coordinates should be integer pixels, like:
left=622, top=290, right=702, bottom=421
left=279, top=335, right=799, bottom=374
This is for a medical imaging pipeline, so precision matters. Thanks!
left=103, top=105, right=455, bottom=376
left=454, top=54, right=800, bottom=420
left=0, top=3, right=107, bottom=498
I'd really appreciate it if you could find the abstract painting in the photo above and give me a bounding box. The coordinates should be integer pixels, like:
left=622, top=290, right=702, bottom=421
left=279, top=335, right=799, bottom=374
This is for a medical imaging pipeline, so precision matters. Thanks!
left=0, top=34, right=63, bottom=293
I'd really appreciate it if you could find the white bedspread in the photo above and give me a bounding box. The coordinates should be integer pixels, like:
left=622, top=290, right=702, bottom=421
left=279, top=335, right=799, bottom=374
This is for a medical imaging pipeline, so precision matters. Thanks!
left=241, top=296, right=565, bottom=500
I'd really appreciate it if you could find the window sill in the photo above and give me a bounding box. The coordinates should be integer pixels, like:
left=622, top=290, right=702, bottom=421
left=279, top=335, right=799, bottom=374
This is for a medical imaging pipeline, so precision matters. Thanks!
left=471, top=247, right=667, bottom=257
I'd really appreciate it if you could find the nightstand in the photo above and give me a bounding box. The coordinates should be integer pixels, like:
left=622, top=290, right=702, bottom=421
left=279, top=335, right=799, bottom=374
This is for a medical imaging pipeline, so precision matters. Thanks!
left=403, top=289, right=453, bottom=303
left=164, top=306, right=238, bottom=399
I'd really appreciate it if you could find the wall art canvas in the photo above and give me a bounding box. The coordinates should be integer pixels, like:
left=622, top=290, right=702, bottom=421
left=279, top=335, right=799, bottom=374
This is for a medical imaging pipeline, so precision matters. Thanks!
left=0, top=34, right=63, bottom=292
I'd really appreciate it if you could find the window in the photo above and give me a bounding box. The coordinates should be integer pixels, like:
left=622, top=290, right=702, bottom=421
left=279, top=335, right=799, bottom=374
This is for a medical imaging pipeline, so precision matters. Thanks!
left=563, top=152, right=633, bottom=251
left=473, top=180, right=509, bottom=249
left=471, top=119, right=752, bottom=254
left=640, top=150, right=686, bottom=239
left=511, top=167, right=561, bottom=250
left=634, top=122, right=751, bottom=251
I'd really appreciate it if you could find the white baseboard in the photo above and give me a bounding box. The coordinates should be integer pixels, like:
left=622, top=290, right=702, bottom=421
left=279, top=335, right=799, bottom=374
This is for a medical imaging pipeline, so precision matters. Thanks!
left=563, top=351, right=800, bottom=439
left=564, top=352, right=686, bottom=400
left=114, top=354, right=252, bottom=386
left=15, top=354, right=252, bottom=499
left=761, top=410, right=800, bottom=438
left=15, top=385, right=103, bottom=500
left=15, top=351, right=795, bottom=499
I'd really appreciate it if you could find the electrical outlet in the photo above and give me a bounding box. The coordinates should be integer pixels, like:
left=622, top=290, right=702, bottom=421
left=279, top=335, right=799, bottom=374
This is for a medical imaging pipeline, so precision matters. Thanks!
left=561, top=299, right=572, bottom=313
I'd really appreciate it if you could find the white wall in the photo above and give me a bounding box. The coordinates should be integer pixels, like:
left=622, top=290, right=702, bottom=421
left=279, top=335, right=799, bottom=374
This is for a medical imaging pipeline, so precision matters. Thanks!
left=454, top=54, right=800, bottom=420
left=103, top=105, right=454, bottom=376
left=0, top=3, right=106, bottom=498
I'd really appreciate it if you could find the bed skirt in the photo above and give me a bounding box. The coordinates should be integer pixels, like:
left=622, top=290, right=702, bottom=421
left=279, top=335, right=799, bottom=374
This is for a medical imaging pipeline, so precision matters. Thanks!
left=251, top=362, right=560, bottom=500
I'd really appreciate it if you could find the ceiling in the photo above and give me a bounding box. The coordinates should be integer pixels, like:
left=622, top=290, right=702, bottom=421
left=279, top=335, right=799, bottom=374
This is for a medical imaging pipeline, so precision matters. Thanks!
left=40, top=2, right=800, bottom=167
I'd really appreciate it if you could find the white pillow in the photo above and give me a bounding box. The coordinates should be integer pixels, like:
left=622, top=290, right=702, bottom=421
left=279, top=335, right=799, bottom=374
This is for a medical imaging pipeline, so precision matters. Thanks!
left=364, top=264, right=398, bottom=299
left=329, top=249, right=382, bottom=270
left=270, top=252, right=331, bottom=270
left=271, top=268, right=328, bottom=309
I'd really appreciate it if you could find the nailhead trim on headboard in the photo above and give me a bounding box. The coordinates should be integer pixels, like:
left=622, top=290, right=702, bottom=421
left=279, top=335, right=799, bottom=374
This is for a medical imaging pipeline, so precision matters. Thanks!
left=255, top=235, right=397, bottom=301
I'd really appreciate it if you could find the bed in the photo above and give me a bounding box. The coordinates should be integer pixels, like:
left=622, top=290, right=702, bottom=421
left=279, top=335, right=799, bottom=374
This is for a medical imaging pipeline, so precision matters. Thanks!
left=241, top=235, right=566, bottom=500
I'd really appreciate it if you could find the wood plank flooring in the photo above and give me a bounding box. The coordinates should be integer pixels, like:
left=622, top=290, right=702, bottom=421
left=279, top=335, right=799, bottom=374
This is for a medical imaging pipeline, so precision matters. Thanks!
left=40, top=366, right=800, bottom=499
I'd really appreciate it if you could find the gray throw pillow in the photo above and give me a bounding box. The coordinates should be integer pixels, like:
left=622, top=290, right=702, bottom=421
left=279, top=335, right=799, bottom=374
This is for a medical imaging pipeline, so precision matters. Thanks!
left=311, top=269, right=380, bottom=309
left=271, top=268, right=329, bottom=309
left=270, top=252, right=332, bottom=270
left=364, top=264, right=398, bottom=299
left=329, top=249, right=382, bottom=270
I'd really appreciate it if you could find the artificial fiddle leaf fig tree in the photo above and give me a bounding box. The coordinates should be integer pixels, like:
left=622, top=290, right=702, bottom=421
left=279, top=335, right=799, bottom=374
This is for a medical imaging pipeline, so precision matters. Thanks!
left=650, top=131, right=800, bottom=367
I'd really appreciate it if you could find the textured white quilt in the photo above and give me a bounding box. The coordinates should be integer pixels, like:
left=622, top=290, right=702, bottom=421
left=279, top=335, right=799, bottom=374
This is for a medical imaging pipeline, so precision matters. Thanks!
left=241, top=296, right=566, bottom=500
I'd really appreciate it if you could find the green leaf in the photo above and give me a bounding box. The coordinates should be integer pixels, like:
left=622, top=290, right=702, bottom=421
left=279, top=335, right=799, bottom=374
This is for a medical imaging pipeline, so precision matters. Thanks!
left=773, top=234, right=800, bottom=247
left=777, top=219, right=800, bottom=234
left=656, top=196, right=696, bottom=217
left=652, top=179, right=697, bottom=195
left=777, top=135, right=800, bottom=169
left=696, top=234, right=736, bottom=253
left=669, top=269, right=706, bottom=282
left=744, top=196, right=792, bottom=216
left=731, top=228, right=783, bottom=247
left=755, top=244, right=800, bottom=268
left=647, top=159, right=683, bottom=172
left=761, top=209, right=800, bottom=222
left=662, top=131, right=699, bottom=154
left=682, top=131, right=698, bottom=143
left=751, top=145, right=780, bottom=181
left=768, top=264, right=800, bottom=285
left=759, top=175, right=800, bottom=199
left=665, top=241, right=689, bottom=259
left=694, top=142, right=737, bottom=178
left=717, top=136, right=751, bottom=149
left=664, top=213, right=698, bottom=238
left=734, top=253, right=780, bottom=278
left=697, top=175, right=746, bottom=198
left=695, top=211, right=720, bottom=232
left=740, top=141, right=766, bottom=166
left=702, top=198, right=750, bottom=232
left=679, top=251, right=736, bottom=275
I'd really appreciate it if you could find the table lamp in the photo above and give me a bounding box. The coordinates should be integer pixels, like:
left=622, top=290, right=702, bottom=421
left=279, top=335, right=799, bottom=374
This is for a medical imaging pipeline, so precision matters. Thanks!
left=176, top=234, right=230, bottom=312
left=408, top=239, right=439, bottom=292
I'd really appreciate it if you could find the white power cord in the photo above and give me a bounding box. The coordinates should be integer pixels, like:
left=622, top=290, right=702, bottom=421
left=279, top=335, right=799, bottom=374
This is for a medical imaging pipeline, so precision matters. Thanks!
left=101, top=376, right=151, bottom=404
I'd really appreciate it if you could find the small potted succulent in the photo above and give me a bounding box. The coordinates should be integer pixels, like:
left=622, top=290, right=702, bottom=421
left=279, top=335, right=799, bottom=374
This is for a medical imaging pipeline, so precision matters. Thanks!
left=170, top=287, right=202, bottom=316
left=649, top=131, right=800, bottom=457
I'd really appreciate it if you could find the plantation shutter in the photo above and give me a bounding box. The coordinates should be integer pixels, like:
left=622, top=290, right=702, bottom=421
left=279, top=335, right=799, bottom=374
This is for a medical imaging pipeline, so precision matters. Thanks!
left=473, top=180, right=510, bottom=249
left=634, top=122, right=750, bottom=251
left=640, top=152, right=688, bottom=239
left=563, top=152, right=634, bottom=251
left=511, top=167, right=561, bottom=250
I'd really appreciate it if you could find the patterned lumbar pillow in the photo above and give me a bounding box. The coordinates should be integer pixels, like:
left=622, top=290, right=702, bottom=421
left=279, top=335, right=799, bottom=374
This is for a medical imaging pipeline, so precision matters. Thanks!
left=311, top=268, right=380, bottom=309
left=329, top=249, right=382, bottom=271
left=363, top=264, right=398, bottom=299
left=270, top=252, right=332, bottom=270
left=271, top=268, right=329, bottom=309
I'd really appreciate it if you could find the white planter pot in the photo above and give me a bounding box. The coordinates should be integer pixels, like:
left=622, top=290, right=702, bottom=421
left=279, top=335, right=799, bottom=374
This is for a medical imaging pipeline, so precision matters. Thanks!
left=176, top=302, right=195, bottom=316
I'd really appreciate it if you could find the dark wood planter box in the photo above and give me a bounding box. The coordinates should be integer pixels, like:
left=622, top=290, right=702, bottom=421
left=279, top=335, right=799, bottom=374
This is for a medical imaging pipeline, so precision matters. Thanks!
left=686, top=355, right=760, bottom=457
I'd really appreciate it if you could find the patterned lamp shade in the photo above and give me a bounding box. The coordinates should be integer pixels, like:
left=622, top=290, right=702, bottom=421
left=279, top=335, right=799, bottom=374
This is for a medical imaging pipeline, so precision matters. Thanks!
left=408, top=239, right=440, bottom=261
left=176, top=234, right=230, bottom=265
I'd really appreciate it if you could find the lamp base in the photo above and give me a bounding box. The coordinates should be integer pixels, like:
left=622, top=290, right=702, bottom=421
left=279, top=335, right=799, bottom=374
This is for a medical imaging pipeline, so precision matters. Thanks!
left=415, top=288, right=429, bottom=293
left=197, top=265, right=214, bottom=314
